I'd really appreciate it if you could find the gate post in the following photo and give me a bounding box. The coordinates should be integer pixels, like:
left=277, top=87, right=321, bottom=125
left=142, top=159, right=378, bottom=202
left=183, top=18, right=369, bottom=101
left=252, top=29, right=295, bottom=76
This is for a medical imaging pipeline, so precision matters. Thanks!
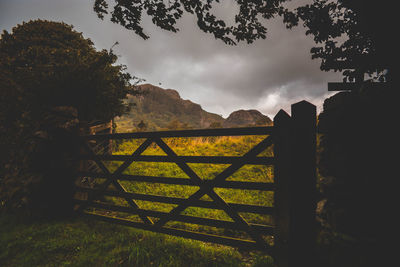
left=290, top=100, right=317, bottom=266
left=273, top=101, right=317, bottom=267
left=75, top=121, right=91, bottom=203
left=273, top=109, right=292, bottom=267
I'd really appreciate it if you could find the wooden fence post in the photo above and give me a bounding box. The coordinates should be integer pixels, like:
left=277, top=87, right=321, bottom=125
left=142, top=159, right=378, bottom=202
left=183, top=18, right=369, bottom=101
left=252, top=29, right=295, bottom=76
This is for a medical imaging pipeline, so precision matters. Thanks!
left=75, top=121, right=91, bottom=203
left=290, top=100, right=317, bottom=266
left=78, top=121, right=90, bottom=174
left=273, top=109, right=292, bottom=267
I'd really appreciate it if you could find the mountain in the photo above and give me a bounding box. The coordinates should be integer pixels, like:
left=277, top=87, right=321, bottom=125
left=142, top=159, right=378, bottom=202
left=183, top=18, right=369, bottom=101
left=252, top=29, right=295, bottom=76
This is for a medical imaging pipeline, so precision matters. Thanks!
left=115, top=84, right=224, bottom=131
left=114, top=84, right=271, bottom=132
left=223, top=109, right=272, bottom=128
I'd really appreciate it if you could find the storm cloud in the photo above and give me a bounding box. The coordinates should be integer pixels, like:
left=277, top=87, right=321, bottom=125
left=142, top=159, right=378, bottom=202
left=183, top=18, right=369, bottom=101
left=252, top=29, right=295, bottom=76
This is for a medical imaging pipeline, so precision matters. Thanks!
left=0, top=0, right=342, bottom=118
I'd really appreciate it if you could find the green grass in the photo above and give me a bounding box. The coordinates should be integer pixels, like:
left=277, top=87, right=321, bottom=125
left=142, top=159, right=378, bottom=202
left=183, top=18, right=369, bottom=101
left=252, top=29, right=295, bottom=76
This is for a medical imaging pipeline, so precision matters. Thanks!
left=0, top=214, right=274, bottom=267
left=89, top=136, right=274, bottom=239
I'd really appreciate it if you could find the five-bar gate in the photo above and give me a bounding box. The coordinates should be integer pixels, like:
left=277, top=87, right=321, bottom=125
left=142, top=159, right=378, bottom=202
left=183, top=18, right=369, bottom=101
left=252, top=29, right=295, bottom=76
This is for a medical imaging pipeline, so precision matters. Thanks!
left=74, top=101, right=316, bottom=267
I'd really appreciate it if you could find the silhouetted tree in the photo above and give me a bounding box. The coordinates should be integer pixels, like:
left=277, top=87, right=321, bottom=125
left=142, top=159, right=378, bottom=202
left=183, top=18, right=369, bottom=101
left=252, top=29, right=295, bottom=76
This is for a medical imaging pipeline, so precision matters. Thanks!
left=94, top=0, right=285, bottom=45
left=284, top=0, right=394, bottom=82
left=93, top=0, right=394, bottom=82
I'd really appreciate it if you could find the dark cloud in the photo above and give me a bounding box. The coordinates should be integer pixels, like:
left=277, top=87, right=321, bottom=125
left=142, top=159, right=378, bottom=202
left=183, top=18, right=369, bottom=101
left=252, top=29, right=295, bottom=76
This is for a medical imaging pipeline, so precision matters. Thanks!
left=0, top=0, right=341, bottom=118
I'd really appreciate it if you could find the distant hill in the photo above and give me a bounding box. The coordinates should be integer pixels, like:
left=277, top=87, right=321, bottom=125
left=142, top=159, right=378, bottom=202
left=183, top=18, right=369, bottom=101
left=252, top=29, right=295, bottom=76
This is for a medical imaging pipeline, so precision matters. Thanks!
left=223, top=109, right=272, bottom=128
left=115, top=84, right=271, bottom=132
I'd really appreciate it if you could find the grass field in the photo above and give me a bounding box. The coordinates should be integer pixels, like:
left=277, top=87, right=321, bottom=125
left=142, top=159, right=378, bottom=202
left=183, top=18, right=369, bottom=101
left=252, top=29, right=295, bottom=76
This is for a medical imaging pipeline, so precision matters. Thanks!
left=1, top=135, right=276, bottom=266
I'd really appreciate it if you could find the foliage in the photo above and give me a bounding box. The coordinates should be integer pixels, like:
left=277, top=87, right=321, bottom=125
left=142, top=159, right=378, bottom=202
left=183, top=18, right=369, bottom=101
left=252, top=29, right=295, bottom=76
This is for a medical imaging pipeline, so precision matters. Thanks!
left=283, top=0, right=392, bottom=82
left=93, top=0, right=393, bottom=81
left=0, top=20, right=135, bottom=212
left=0, top=19, right=134, bottom=122
left=94, top=0, right=286, bottom=45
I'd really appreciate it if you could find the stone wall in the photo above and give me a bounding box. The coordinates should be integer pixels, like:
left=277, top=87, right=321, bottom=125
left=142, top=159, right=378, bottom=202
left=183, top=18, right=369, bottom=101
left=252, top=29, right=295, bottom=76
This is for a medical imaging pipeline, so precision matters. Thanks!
left=317, top=83, right=395, bottom=242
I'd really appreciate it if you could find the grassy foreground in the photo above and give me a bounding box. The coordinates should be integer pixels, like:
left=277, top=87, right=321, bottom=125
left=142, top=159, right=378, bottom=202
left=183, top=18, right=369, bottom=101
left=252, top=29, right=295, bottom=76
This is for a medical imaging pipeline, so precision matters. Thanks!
left=0, top=214, right=274, bottom=267
left=1, top=136, right=276, bottom=266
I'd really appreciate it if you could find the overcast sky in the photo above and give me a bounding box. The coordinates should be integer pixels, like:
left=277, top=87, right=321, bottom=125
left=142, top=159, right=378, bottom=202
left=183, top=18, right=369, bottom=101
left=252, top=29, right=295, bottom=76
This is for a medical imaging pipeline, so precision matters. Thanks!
left=0, top=0, right=342, bottom=118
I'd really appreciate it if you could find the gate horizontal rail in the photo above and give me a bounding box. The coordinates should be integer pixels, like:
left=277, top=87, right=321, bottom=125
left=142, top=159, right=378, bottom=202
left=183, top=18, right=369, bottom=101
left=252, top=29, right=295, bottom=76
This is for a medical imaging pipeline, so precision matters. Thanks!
left=83, top=212, right=269, bottom=251
left=77, top=171, right=275, bottom=190
left=79, top=154, right=274, bottom=165
left=74, top=199, right=274, bottom=234
left=82, top=126, right=273, bottom=139
left=76, top=186, right=274, bottom=214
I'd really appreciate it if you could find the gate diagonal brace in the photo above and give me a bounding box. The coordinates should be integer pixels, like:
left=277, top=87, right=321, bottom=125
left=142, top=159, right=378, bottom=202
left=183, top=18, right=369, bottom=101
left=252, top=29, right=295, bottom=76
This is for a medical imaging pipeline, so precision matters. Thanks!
left=77, top=137, right=154, bottom=225
left=152, top=137, right=273, bottom=249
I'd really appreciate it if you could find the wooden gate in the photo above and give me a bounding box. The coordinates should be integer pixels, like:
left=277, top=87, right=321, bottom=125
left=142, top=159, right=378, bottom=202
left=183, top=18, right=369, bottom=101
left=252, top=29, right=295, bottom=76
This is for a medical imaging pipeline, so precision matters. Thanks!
left=74, top=101, right=316, bottom=266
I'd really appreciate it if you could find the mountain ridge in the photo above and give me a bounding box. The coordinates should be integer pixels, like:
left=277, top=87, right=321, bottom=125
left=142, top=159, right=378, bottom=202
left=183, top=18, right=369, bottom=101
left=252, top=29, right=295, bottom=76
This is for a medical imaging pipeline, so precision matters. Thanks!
left=115, top=84, right=271, bottom=132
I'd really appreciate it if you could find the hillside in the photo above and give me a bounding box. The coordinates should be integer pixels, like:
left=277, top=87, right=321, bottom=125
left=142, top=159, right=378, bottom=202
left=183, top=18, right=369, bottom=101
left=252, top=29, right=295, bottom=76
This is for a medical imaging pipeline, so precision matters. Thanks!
left=115, top=84, right=271, bottom=132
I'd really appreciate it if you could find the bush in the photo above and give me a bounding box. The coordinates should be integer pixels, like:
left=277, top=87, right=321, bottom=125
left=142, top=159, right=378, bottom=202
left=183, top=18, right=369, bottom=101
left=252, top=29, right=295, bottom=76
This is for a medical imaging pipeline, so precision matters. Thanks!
left=0, top=20, right=134, bottom=215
